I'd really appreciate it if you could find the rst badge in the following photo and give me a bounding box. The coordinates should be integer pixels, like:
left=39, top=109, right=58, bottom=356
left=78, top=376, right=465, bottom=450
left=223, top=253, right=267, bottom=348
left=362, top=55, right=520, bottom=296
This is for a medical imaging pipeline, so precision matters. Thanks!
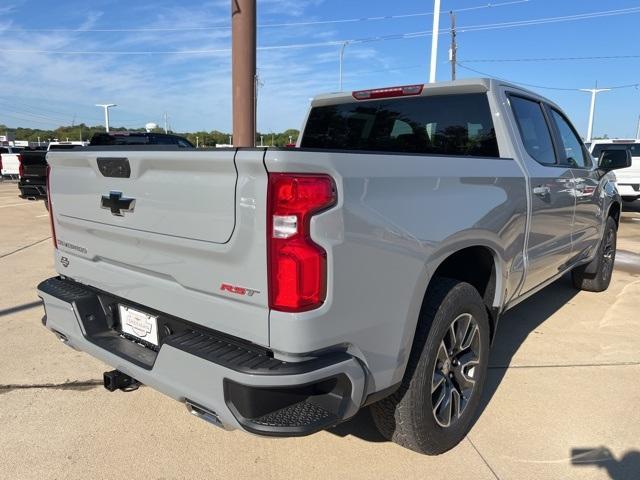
left=220, top=283, right=260, bottom=297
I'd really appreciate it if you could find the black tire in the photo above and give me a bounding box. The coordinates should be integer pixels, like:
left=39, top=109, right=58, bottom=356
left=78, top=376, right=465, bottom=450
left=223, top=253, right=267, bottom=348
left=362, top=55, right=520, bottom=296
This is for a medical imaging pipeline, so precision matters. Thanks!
left=572, top=216, right=617, bottom=292
left=370, top=278, right=490, bottom=455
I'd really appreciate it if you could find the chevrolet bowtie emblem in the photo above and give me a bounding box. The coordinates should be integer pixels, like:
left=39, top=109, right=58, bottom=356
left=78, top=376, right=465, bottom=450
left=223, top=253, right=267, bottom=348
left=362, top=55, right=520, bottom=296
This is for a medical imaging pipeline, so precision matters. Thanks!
left=101, top=191, right=136, bottom=216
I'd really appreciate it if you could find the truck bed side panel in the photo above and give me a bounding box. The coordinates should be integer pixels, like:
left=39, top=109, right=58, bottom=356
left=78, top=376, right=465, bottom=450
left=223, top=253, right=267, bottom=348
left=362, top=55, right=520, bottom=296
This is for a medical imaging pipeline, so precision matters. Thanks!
left=265, top=149, right=527, bottom=393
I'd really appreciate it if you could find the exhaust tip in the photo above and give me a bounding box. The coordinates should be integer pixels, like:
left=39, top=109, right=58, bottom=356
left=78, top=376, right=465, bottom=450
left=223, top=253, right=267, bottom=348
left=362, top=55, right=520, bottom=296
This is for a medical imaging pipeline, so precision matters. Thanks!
left=186, top=400, right=223, bottom=428
left=52, top=329, right=69, bottom=344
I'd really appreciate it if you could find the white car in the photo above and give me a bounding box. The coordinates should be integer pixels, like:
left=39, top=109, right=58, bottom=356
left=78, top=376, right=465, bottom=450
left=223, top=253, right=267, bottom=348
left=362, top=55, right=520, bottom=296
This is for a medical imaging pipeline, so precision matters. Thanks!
left=0, top=146, right=24, bottom=178
left=589, top=139, right=640, bottom=201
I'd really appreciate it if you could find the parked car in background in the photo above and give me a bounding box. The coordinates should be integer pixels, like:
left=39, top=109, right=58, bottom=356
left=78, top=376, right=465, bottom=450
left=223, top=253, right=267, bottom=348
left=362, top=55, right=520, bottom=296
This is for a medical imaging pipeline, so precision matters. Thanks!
left=0, top=146, right=25, bottom=178
left=39, top=78, right=628, bottom=455
left=588, top=139, right=640, bottom=202
left=89, top=131, right=194, bottom=147
left=18, top=142, right=86, bottom=201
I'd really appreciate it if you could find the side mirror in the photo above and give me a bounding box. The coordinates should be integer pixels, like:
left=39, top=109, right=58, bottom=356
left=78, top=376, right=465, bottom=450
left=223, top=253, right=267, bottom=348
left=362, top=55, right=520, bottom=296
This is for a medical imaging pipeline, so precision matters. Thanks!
left=598, top=149, right=632, bottom=172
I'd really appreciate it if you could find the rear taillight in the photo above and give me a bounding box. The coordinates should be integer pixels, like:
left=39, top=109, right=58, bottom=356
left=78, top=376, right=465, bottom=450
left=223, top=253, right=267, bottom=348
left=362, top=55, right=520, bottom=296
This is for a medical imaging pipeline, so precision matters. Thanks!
left=46, top=165, right=57, bottom=249
left=352, top=84, right=424, bottom=100
left=17, top=154, right=23, bottom=178
left=267, top=173, right=336, bottom=312
left=0, top=154, right=3, bottom=172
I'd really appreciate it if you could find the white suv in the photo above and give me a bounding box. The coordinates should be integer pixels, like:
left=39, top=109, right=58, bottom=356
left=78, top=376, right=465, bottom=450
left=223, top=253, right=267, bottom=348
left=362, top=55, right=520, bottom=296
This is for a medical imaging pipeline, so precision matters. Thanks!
left=589, top=139, right=640, bottom=201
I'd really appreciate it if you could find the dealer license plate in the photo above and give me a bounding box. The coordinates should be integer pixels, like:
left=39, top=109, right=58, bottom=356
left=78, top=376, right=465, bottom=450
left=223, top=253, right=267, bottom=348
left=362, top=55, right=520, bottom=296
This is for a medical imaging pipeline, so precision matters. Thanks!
left=119, top=305, right=159, bottom=346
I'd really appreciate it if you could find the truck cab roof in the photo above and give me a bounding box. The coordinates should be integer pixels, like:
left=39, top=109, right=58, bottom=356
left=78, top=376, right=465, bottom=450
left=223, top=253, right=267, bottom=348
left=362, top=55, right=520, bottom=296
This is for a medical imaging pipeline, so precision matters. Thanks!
left=309, top=78, right=560, bottom=110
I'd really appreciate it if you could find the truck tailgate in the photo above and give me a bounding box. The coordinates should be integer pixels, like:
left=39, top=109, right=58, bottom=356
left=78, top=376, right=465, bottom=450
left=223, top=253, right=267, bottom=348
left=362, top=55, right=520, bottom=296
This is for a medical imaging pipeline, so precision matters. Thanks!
left=47, top=148, right=270, bottom=346
left=20, top=150, right=47, bottom=178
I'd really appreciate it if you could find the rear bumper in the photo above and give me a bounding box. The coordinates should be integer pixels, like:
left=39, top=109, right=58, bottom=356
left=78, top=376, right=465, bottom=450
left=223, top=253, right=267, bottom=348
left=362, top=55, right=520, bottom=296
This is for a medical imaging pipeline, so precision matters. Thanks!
left=18, top=180, right=47, bottom=199
left=37, top=277, right=366, bottom=436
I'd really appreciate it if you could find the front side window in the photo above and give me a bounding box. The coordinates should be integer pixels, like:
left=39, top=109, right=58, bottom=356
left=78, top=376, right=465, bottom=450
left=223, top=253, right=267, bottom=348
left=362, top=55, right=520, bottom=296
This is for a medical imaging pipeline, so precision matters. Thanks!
left=550, top=109, right=591, bottom=168
left=510, top=95, right=556, bottom=165
left=301, top=93, right=500, bottom=157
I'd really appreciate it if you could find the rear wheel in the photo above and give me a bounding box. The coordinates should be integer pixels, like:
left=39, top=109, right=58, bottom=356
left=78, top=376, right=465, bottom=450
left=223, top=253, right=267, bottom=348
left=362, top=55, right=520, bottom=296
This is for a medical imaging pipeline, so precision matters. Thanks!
left=572, top=216, right=617, bottom=292
left=370, top=278, right=490, bottom=455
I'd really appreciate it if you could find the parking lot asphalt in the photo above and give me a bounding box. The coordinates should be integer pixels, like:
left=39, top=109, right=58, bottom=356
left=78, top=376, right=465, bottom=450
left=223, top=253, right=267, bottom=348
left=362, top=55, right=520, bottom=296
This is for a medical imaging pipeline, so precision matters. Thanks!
left=1, top=180, right=639, bottom=480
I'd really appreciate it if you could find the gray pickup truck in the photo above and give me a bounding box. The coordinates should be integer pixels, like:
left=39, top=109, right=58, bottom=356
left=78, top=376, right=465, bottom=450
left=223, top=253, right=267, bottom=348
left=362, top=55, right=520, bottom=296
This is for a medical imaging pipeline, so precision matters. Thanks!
left=38, top=78, right=629, bottom=455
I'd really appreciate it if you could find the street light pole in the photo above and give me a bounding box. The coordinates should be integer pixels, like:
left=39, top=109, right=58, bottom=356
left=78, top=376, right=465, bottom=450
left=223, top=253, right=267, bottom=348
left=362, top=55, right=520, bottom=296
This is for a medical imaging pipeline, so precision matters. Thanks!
left=636, top=115, right=640, bottom=140
left=339, top=41, right=349, bottom=91
left=579, top=84, right=610, bottom=143
left=429, top=0, right=441, bottom=83
left=95, top=104, right=117, bottom=132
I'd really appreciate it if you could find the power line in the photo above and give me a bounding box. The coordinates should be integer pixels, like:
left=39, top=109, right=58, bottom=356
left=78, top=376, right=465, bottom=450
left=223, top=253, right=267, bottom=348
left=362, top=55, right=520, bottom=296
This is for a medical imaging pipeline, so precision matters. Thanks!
left=0, top=0, right=530, bottom=33
left=458, top=54, right=640, bottom=63
left=456, top=62, right=640, bottom=91
left=3, top=6, right=639, bottom=55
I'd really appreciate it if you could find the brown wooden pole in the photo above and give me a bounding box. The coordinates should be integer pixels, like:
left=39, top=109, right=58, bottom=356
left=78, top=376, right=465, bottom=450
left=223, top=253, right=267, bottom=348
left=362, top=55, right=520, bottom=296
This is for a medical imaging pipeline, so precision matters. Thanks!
left=232, top=0, right=256, bottom=147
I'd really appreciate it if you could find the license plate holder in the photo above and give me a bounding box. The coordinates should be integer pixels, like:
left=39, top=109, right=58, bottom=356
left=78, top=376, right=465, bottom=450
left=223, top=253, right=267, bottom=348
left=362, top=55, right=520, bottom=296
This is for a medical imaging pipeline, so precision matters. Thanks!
left=118, top=305, right=159, bottom=346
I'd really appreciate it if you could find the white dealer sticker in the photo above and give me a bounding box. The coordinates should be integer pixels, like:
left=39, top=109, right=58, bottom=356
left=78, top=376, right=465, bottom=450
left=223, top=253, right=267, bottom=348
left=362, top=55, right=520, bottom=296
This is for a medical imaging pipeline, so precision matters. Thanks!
left=119, top=305, right=159, bottom=346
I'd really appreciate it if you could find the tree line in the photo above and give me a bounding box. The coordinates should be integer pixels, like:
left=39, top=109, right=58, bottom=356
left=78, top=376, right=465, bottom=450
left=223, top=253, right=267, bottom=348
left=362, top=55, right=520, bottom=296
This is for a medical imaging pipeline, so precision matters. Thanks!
left=0, top=124, right=300, bottom=147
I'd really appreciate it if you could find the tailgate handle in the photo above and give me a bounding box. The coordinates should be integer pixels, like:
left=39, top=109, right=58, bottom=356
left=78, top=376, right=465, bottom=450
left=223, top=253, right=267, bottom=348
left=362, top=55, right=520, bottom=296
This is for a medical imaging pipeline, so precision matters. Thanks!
left=97, top=157, right=131, bottom=178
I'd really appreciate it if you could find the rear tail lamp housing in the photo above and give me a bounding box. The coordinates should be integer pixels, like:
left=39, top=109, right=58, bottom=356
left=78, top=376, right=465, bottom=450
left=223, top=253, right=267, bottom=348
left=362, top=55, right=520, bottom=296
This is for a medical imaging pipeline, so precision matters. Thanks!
left=46, top=164, right=57, bottom=249
left=267, top=173, right=336, bottom=312
left=17, top=154, right=24, bottom=178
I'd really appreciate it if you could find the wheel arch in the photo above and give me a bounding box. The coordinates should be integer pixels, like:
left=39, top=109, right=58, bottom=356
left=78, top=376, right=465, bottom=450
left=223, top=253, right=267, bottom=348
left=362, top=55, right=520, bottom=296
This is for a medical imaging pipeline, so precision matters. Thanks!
left=608, top=201, right=621, bottom=229
left=425, top=245, right=502, bottom=341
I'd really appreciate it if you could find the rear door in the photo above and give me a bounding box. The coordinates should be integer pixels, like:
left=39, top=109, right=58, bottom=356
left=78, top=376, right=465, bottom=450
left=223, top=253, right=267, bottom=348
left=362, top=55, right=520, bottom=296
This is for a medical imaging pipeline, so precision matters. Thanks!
left=48, top=147, right=271, bottom=346
left=509, top=94, right=575, bottom=292
left=547, top=108, right=603, bottom=261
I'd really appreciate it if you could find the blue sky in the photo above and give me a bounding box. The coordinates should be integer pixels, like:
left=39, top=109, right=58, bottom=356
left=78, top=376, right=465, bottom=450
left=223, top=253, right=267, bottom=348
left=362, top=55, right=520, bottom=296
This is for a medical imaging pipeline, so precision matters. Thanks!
left=1, top=0, right=640, bottom=137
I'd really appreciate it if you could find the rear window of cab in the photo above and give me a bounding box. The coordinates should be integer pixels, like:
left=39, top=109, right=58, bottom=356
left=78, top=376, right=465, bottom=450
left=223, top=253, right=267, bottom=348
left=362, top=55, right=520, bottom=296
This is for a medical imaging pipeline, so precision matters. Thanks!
left=301, top=93, right=499, bottom=158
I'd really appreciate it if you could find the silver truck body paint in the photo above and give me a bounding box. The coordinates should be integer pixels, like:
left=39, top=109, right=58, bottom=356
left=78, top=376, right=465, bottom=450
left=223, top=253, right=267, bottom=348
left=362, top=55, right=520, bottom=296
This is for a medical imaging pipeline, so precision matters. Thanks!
left=39, top=78, right=620, bottom=431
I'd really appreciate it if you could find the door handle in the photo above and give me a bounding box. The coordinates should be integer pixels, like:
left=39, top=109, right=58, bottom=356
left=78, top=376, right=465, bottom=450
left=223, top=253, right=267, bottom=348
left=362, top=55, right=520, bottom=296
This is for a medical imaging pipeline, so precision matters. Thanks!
left=533, top=185, right=551, bottom=197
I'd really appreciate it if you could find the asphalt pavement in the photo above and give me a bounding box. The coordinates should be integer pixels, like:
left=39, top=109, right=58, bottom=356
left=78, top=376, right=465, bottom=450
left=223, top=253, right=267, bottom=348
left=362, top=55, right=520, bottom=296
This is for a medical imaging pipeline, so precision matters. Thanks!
left=1, top=180, right=639, bottom=480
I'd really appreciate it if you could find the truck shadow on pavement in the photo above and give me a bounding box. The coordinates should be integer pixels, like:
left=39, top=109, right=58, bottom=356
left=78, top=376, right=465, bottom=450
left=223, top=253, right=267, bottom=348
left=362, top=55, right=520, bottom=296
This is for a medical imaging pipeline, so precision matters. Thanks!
left=478, top=274, right=579, bottom=417
left=329, top=274, right=580, bottom=444
left=570, top=446, right=640, bottom=480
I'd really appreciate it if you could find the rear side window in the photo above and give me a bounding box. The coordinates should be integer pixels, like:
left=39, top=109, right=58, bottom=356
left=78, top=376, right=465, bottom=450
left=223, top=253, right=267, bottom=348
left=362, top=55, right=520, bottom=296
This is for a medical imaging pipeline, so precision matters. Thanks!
left=549, top=109, right=591, bottom=168
left=510, top=96, right=556, bottom=165
left=301, top=93, right=500, bottom=157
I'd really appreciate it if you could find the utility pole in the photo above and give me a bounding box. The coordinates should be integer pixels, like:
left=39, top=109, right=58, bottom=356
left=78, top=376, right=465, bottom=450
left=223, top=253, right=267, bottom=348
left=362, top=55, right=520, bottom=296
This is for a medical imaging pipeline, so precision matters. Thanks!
left=96, top=104, right=116, bottom=132
left=429, top=0, right=441, bottom=83
left=163, top=112, right=168, bottom=134
left=449, top=11, right=457, bottom=81
left=579, top=82, right=610, bottom=143
left=636, top=115, right=640, bottom=140
left=339, top=41, right=349, bottom=91
left=232, top=0, right=257, bottom=147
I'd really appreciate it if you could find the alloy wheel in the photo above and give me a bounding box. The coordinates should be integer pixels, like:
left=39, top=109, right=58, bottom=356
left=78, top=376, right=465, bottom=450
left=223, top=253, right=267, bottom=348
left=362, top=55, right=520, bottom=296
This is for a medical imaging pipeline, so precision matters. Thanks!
left=431, top=313, right=482, bottom=428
